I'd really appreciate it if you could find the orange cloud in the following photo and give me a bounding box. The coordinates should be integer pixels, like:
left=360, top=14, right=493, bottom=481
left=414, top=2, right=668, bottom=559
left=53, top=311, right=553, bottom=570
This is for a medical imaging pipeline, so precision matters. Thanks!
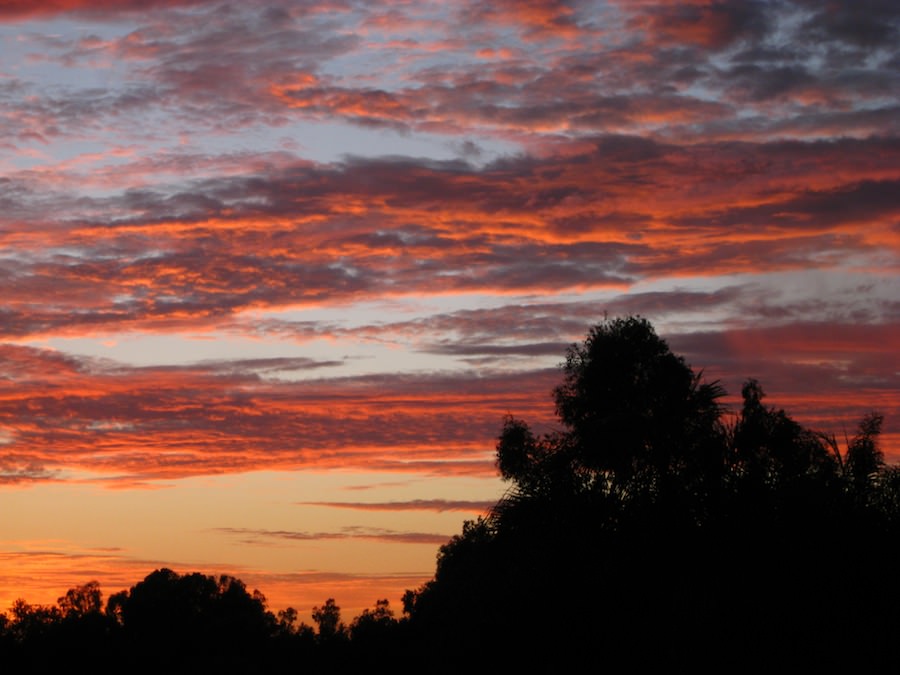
left=0, top=345, right=559, bottom=484
left=1, top=132, right=897, bottom=350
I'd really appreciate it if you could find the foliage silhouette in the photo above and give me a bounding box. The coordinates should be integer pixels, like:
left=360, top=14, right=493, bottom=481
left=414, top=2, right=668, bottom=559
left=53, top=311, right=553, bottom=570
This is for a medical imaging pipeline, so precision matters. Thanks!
left=404, top=316, right=897, bottom=671
left=57, top=581, right=103, bottom=618
left=311, top=597, right=346, bottom=643
left=349, top=598, right=395, bottom=641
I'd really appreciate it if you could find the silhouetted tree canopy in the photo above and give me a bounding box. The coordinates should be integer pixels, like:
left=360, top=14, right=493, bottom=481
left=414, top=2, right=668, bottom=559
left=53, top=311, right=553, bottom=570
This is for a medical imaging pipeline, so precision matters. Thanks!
left=405, top=316, right=897, bottom=671
left=57, top=581, right=103, bottom=619
left=553, top=316, right=727, bottom=484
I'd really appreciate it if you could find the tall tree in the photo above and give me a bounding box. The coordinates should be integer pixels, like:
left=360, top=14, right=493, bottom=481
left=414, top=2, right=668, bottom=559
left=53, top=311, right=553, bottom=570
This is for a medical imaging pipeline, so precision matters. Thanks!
left=406, top=316, right=896, bottom=671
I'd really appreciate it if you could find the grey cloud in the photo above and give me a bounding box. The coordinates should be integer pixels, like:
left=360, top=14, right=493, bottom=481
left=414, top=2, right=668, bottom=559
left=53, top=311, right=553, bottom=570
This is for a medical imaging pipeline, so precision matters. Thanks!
left=216, top=526, right=449, bottom=546
left=300, top=499, right=496, bottom=512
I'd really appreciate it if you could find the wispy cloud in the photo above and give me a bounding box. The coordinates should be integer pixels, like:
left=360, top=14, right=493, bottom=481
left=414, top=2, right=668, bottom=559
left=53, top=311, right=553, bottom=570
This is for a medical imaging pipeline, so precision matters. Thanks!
left=300, top=499, right=496, bottom=513
left=216, top=526, right=450, bottom=546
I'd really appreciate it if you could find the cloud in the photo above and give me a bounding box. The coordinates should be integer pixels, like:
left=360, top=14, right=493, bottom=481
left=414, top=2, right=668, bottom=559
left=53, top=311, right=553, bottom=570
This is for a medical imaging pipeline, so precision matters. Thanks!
left=5, top=0, right=895, bottom=149
left=624, top=0, right=772, bottom=51
left=2, top=131, right=896, bottom=341
left=0, top=461, right=58, bottom=485
left=457, top=0, right=588, bottom=39
left=0, top=344, right=560, bottom=483
left=216, top=526, right=450, bottom=546
left=667, top=320, right=900, bottom=459
left=0, top=0, right=208, bottom=20
left=796, top=0, right=900, bottom=48
left=300, top=499, right=497, bottom=513
left=3, top=301, right=897, bottom=484
left=1, top=0, right=897, bottom=476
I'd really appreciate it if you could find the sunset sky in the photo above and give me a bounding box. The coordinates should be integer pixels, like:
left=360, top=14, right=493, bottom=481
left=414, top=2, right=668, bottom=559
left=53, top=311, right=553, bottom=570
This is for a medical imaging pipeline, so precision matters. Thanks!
left=1, top=0, right=898, bottom=620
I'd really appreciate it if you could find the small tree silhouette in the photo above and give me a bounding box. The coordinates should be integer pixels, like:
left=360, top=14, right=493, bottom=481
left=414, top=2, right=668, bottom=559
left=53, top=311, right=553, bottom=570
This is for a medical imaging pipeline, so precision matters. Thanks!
left=312, top=598, right=344, bottom=640
left=57, top=581, right=103, bottom=618
left=846, top=412, right=885, bottom=488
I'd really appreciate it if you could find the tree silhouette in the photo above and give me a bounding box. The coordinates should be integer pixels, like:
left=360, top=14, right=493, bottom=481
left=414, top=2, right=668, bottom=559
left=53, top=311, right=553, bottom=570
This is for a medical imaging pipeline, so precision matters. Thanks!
left=846, top=412, right=885, bottom=488
left=349, top=598, right=394, bottom=638
left=348, top=598, right=404, bottom=667
left=111, top=568, right=276, bottom=674
left=405, top=316, right=896, bottom=670
left=553, top=316, right=727, bottom=485
left=312, top=598, right=345, bottom=641
left=57, top=581, right=103, bottom=618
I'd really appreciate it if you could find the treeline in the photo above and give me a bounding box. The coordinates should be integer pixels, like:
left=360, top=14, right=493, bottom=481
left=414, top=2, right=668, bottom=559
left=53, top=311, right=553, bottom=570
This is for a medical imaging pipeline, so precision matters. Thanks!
left=0, top=570, right=410, bottom=674
left=2, top=317, right=897, bottom=672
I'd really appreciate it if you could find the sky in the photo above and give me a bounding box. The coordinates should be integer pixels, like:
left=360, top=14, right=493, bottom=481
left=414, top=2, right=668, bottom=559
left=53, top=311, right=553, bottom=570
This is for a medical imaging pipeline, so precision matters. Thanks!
left=1, top=0, right=898, bottom=620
